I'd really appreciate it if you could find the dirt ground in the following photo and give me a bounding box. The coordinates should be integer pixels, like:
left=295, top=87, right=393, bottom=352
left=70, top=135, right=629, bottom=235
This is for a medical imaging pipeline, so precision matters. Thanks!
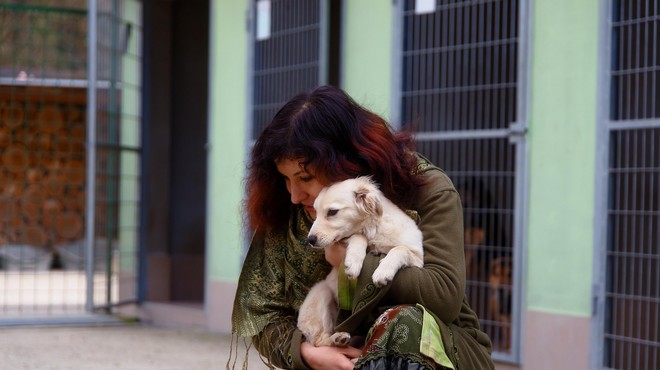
left=0, top=324, right=268, bottom=370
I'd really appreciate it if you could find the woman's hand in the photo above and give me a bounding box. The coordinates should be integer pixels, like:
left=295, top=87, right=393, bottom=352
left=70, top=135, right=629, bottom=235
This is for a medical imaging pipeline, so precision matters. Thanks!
left=300, top=341, right=361, bottom=370
left=324, top=241, right=347, bottom=268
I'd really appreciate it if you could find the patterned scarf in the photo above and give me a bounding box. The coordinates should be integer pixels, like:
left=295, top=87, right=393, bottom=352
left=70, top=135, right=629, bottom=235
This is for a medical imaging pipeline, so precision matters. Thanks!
left=231, top=206, right=332, bottom=337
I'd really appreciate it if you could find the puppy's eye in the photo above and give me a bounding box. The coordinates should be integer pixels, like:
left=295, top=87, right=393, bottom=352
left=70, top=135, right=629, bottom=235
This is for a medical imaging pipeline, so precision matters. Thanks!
left=327, top=209, right=338, bottom=217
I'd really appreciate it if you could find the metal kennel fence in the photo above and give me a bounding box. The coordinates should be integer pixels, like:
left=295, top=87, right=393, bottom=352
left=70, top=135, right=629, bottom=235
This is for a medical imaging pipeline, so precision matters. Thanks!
left=593, top=1, right=660, bottom=369
left=0, top=0, right=141, bottom=322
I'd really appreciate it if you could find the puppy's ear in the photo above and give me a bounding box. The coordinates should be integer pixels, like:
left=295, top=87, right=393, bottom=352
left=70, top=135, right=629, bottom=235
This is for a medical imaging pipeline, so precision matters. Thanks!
left=354, top=180, right=382, bottom=218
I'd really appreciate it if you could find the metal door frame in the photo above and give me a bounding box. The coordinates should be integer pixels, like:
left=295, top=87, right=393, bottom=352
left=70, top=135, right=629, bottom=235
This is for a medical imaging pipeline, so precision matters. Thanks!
left=591, top=0, right=612, bottom=367
left=86, top=0, right=99, bottom=313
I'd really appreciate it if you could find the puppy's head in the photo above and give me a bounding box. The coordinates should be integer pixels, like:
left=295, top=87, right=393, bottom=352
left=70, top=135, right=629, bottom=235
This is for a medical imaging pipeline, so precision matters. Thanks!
left=307, top=176, right=382, bottom=248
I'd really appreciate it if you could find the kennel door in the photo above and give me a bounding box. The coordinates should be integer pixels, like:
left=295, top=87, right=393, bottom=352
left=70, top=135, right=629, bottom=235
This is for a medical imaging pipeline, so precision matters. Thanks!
left=394, top=0, right=530, bottom=363
left=592, top=1, right=660, bottom=368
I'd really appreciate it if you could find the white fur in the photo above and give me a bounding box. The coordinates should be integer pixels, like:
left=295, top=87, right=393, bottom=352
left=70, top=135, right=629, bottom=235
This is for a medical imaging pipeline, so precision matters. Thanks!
left=297, top=176, right=424, bottom=347
left=296, top=269, right=351, bottom=347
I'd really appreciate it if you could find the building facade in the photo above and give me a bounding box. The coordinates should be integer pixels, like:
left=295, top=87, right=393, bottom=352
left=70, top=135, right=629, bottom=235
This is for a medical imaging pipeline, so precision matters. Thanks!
left=0, top=1, right=657, bottom=369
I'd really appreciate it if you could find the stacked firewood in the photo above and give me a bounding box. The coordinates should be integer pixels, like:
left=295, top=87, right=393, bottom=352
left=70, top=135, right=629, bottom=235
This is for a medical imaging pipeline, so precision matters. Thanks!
left=0, top=86, right=86, bottom=248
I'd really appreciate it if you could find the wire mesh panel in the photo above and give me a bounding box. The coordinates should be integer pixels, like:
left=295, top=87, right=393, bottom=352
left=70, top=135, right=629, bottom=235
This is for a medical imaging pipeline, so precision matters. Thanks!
left=602, top=1, right=660, bottom=368
left=0, top=2, right=92, bottom=316
left=0, top=0, right=141, bottom=319
left=400, top=0, right=519, bottom=133
left=250, top=0, right=325, bottom=139
left=606, top=129, right=660, bottom=370
left=398, top=0, right=525, bottom=360
left=90, top=0, right=141, bottom=311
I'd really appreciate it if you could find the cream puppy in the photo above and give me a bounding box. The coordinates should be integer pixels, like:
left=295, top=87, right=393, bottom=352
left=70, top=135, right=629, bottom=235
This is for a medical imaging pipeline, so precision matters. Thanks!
left=297, top=176, right=424, bottom=347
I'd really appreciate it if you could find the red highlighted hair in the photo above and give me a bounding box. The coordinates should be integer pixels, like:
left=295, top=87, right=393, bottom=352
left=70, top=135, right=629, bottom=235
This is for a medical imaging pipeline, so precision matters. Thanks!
left=245, top=85, right=423, bottom=231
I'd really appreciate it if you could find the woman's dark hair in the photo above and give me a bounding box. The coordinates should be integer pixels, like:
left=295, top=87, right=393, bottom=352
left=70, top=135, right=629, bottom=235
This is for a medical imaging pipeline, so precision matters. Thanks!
left=245, top=85, right=423, bottom=231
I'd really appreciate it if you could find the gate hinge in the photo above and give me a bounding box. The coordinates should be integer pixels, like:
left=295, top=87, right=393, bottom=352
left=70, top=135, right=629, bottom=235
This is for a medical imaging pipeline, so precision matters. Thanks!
left=507, top=122, right=527, bottom=143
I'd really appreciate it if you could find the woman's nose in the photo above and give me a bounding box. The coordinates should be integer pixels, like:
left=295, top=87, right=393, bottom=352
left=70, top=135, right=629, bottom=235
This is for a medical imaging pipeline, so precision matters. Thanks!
left=290, top=183, right=305, bottom=204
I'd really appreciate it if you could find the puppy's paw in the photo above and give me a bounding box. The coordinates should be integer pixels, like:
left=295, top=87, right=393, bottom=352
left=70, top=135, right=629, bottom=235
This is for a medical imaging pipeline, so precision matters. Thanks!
left=343, top=257, right=362, bottom=280
left=330, top=332, right=351, bottom=347
left=371, top=266, right=396, bottom=287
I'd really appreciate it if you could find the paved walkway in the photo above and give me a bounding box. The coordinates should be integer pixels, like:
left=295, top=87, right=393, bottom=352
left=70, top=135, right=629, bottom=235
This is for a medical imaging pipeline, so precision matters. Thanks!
left=0, top=324, right=268, bottom=370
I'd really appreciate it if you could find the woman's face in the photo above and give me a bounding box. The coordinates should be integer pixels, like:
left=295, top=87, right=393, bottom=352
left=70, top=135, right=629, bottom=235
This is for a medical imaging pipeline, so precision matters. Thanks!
left=275, top=158, right=327, bottom=219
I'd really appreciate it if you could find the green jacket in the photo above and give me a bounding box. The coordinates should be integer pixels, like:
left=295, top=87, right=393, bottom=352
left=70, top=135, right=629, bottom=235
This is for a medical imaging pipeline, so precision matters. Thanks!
left=232, top=161, right=493, bottom=369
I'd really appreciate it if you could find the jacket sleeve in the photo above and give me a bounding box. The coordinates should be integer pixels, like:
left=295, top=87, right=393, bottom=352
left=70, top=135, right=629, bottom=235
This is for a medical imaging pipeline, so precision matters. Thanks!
left=252, top=321, right=311, bottom=370
left=377, top=169, right=466, bottom=324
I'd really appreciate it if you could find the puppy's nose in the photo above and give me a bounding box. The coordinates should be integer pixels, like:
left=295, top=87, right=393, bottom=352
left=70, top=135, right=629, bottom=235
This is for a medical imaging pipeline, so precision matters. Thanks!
left=308, top=235, right=317, bottom=246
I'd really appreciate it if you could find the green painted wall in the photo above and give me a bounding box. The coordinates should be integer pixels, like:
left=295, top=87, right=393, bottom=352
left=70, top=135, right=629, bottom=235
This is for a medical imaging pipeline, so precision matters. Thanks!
left=207, top=0, right=249, bottom=281
left=342, top=0, right=393, bottom=119
left=119, top=0, right=141, bottom=274
left=526, top=0, right=599, bottom=315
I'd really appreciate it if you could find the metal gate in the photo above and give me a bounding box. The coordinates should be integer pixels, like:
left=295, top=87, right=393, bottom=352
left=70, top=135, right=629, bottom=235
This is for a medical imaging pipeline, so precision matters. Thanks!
left=593, top=0, right=660, bottom=369
left=394, top=0, right=529, bottom=362
left=0, top=0, right=141, bottom=322
left=249, top=0, right=329, bottom=140
left=88, top=0, right=141, bottom=313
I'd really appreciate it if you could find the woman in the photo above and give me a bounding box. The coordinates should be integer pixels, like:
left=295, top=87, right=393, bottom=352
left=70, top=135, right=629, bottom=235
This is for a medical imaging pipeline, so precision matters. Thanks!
left=231, top=85, right=494, bottom=369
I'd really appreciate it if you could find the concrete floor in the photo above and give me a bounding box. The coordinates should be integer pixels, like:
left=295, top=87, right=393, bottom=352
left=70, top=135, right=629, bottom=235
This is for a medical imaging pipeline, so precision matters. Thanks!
left=0, top=324, right=268, bottom=370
